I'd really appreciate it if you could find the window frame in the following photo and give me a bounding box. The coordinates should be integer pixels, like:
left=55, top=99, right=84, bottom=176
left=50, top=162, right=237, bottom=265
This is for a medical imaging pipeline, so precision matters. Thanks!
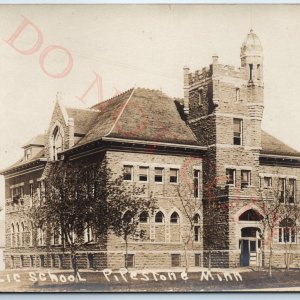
left=154, top=167, right=164, bottom=184
left=241, top=170, right=251, bottom=188
left=169, top=168, right=179, bottom=184
left=233, top=118, right=243, bottom=146
left=138, top=166, right=149, bottom=183
left=123, top=165, right=133, bottom=182
left=194, top=169, right=201, bottom=198
left=226, top=169, right=236, bottom=186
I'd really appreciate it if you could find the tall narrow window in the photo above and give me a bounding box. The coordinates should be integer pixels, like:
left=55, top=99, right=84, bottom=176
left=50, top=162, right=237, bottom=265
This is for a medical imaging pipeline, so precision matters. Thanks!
left=170, top=169, right=179, bottom=183
left=52, top=126, right=63, bottom=161
left=139, top=166, right=148, bottom=182
left=154, top=168, right=163, bottom=183
left=241, top=170, right=251, bottom=188
left=233, top=119, right=242, bottom=145
left=194, top=170, right=201, bottom=198
left=288, top=179, right=296, bottom=204
left=279, top=178, right=286, bottom=203
left=249, top=64, right=253, bottom=81
left=195, top=254, right=201, bottom=267
left=226, top=169, right=236, bottom=185
left=198, top=88, right=203, bottom=106
left=123, top=165, right=133, bottom=181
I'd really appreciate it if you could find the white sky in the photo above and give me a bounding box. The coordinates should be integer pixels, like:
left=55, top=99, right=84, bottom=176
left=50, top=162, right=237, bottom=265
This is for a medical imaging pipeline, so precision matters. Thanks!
left=1, top=4, right=300, bottom=216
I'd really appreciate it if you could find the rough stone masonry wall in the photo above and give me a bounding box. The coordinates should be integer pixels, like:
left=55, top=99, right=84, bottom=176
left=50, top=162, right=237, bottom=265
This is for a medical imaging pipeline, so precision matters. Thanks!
left=105, top=150, right=203, bottom=269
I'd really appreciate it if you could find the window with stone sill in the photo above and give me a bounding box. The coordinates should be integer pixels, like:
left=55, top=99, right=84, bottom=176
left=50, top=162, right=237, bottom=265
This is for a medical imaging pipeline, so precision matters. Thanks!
left=123, top=165, right=133, bottom=181
left=170, top=168, right=179, bottom=184
left=279, top=218, right=297, bottom=244
left=241, top=170, right=251, bottom=188
left=138, top=166, right=149, bottom=182
left=226, top=169, right=236, bottom=186
left=154, top=167, right=164, bottom=183
left=233, top=118, right=242, bottom=146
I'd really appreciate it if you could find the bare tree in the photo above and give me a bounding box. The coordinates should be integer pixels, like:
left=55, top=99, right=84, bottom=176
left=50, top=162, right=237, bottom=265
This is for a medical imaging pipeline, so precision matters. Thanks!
left=109, top=179, right=156, bottom=269
left=258, top=174, right=298, bottom=277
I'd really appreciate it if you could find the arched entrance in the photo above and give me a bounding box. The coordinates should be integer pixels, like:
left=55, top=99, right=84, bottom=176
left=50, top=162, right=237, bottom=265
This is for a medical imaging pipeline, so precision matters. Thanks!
left=239, top=209, right=263, bottom=267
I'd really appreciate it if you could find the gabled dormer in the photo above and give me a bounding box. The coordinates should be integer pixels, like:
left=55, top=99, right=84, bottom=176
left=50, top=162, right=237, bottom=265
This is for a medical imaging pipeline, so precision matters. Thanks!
left=22, top=134, right=45, bottom=162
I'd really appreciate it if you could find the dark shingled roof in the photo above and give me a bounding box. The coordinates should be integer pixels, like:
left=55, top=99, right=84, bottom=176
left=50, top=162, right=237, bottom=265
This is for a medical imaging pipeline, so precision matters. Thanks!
left=261, top=130, right=300, bottom=157
left=66, top=107, right=100, bottom=135
left=22, top=134, right=45, bottom=148
left=78, top=88, right=199, bottom=146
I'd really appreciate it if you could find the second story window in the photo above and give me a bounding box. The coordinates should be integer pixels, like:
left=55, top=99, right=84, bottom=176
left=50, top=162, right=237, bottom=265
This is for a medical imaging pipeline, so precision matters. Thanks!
left=170, top=169, right=179, bottom=184
left=123, top=165, right=133, bottom=181
left=194, top=170, right=201, bottom=197
left=288, top=178, right=296, bottom=204
left=154, top=168, right=163, bottom=183
left=226, top=169, right=236, bottom=185
left=233, top=118, right=242, bottom=145
left=241, top=170, right=251, bottom=188
left=279, top=178, right=286, bottom=203
left=263, top=177, right=272, bottom=188
left=139, top=166, right=148, bottom=182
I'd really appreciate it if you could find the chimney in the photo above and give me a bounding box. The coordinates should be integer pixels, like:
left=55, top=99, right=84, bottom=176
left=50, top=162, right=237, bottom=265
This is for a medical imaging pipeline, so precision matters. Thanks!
left=183, top=66, right=190, bottom=115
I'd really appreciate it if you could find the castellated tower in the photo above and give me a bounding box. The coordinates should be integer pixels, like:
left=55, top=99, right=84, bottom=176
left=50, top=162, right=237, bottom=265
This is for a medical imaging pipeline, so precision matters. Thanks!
left=184, top=30, right=264, bottom=267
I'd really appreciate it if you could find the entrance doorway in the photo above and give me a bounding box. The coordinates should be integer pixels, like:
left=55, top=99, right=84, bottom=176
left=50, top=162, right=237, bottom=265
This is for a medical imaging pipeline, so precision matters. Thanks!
left=240, top=227, right=261, bottom=267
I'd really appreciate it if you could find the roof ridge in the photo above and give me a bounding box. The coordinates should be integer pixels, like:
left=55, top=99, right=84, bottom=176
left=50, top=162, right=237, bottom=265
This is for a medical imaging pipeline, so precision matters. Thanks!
left=66, top=107, right=100, bottom=112
left=104, top=88, right=136, bottom=137
left=90, top=87, right=134, bottom=110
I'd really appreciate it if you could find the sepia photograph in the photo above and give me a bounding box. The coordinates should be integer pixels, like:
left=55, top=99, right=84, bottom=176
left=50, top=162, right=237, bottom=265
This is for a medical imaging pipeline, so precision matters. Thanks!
left=1, top=3, right=300, bottom=292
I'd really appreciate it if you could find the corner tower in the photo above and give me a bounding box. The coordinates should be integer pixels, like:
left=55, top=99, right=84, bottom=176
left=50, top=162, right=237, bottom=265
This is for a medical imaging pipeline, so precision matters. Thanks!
left=184, top=30, right=265, bottom=268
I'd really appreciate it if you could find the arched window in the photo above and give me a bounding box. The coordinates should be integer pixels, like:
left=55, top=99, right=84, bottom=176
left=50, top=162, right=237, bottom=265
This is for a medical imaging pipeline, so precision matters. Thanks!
left=155, top=211, right=164, bottom=223
left=239, top=209, right=263, bottom=221
left=279, top=218, right=296, bottom=244
left=11, top=223, right=15, bottom=247
left=123, top=211, right=133, bottom=223
left=139, top=211, right=149, bottom=223
left=52, top=126, right=63, bottom=160
left=170, top=212, right=179, bottom=224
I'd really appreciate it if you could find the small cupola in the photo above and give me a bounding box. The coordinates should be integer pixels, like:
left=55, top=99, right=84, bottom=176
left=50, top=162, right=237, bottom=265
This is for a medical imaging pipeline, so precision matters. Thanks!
left=240, top=29, right=263, bottom=82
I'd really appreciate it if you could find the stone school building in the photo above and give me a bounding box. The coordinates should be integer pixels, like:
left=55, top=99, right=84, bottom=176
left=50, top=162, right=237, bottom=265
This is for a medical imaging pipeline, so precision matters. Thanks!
left=2, top=30, right=300, bottom=270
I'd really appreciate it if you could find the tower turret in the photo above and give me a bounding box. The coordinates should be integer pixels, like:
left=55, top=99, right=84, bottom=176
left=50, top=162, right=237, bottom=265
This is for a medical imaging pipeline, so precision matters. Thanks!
left=240, top=29, right=263, bottom=82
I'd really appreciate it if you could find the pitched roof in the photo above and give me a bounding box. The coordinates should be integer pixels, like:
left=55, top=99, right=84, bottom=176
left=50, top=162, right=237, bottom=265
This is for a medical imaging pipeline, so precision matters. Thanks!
left=22, top=134, right=45, bottom=148
left=65, top=107, right=99, bottom=135
left=0, top=147, right=46, bottom=175
left=77, top=88, right=199, bottom=146
left=261, top=130, right=300, bottom=157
